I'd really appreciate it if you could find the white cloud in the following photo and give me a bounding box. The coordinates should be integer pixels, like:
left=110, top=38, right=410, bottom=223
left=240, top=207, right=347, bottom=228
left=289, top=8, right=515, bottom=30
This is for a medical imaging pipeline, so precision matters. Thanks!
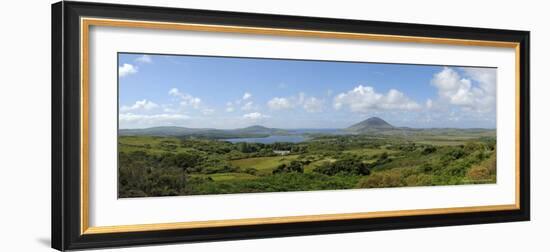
left=227, top=94, right=255, bottom=111
left=426, top=99, right=433, bottom=109
left=163, top=107, right=176, bottom=113
left=168, top=88, right=201, bottom=109
left=267, top=97, right=293, bottom=110
left=120, top=99, right=159, bottom=112
left=431, top=67, right=495, bottom=113
left=119, top=63, right=138, bottom=77
left=462, top=68, right=496, bottom=96
left=333, top=85, right=420, bottom=112
left=225, top=102, right=235, bottom=112
left=168, top=88, right=182, bottom=96
left=201, top=108, right=215, bottom=115
left=242, top=92, right=252, bottom=100
left=298, top=92, right=306, bottom=104
left=267, top=93, right=324, bottom=112
left=241, top=101, right=255, bottom=111
left=303, top=97, right=324, bottom=112
left=243, top=112, right=270, bottom=120
left=119, top=113, right=190, bottom=126
left=135, top=55, right=152, bottom=63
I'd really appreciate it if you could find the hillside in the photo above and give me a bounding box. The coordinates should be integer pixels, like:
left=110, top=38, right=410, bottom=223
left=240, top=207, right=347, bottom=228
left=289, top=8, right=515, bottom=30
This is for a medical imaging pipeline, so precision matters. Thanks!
left=230, top=125, right=288, bottom=135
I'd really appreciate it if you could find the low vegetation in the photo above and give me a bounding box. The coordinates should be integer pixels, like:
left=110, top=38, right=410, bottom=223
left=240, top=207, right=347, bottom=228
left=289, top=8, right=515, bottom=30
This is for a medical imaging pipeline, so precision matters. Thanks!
left=118, top=131, right=496, bottom=198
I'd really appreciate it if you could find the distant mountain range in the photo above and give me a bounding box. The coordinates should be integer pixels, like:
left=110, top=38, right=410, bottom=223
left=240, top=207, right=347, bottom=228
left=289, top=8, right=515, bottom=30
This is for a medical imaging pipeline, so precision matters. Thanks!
left=120, top=117, right=494, bottom=138
left=119, top=125, right=289, bottom=139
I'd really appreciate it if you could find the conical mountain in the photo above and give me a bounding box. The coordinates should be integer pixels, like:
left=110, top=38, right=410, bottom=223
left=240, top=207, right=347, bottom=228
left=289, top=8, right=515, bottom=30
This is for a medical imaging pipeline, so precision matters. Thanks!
left=346, top=117, right=394, bottom=132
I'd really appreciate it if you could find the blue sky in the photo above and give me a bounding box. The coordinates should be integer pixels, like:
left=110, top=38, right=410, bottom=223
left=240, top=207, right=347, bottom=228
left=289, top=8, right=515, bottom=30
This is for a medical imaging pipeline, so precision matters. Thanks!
left=118, top=53, right=496, bottom=129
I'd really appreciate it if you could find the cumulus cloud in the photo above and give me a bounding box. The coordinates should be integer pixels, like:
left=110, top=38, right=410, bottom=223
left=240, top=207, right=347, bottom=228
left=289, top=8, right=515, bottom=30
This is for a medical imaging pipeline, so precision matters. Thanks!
left=225, top=102, right=235, bottom=112
left=168, top=88, right=201, bottom=109
left=226, top=93, right=256, bottom=112
left=333, top=85, right=420, bottom=112
left=163, top=107, right=176, bottom=113
left=243, top=112, right=270, bottom=120
left=119, top=63, right=138, bottom=77
left=303, top=97, right=324, bottom=112
left=135, top=55, right=152, bottom=63
left=242, top=92, right=252, bottom=100
left=267, top=97, right=293, bottom=110
left=431, top=67, right=495, bottom=113
left=267, top=93, right=324, bottom=112
left=241, top=101, right=255, bottom=111
left=426, top=99, right=433, bottom=109
left=119, top=113, right=190, bottom=126
left=120, top=99, right=159, bottom=112
left=462, top=68, right=496, bottom=96
left=201, top=108, right=215, bottom=115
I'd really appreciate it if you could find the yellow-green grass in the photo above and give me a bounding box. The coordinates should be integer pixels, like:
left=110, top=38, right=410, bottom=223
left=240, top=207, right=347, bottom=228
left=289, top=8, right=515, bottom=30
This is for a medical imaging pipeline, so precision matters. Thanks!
left=192, top=173, right=258, bottom=182
left=304, top=158, right=336, bottom=173
left=118, top=136, right=194, bottom=154
left=119, top=135, right=178, bottom=145
left=342, top=148, right=398, bottom=156
left=230, top=155, right=299, bottom=175
left=414, top=139, right=481, bottom=146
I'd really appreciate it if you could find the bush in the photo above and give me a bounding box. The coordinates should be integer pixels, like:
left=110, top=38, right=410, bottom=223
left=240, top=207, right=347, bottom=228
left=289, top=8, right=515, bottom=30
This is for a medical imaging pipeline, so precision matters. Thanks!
left=440, top=147, right=466, bottom=164
left=273, top=161, right=304, bottom=174
left=466, top=165, right=490, bottom=181
left=422, top=146, right=437, bottom=155
left=243, top=167, right=259, bottom=175
left=466, top=153, right=496, bottom=182
left=404, top=174, right=433, bottom=186
left=356, top=172, right=402, bottom=188
left=314, top=157, right=370, bottom=176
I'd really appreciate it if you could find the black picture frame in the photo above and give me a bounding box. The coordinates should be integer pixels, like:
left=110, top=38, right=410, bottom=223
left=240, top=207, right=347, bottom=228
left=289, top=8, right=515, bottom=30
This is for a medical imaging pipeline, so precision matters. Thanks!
left=52, top=1, right=530, bottom=251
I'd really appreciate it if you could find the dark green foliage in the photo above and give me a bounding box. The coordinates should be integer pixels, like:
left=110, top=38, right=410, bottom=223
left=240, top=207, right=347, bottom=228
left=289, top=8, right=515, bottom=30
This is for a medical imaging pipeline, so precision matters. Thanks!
left=273, top=161, right=304, bottom=174
left=441, top=147, right=466, bottom=163
left=184, top=173, right=360, bottom=195
left=242, top=167, right=259, bottom=175
left=314, top=157, right=370, bottom=176
left=118, top=151, right=188, bottom=197
left=422, top=146, right=437, bottom=155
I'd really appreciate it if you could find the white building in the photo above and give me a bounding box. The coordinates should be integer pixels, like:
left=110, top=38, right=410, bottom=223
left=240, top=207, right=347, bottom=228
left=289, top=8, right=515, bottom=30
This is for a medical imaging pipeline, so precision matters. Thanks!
left=273, top=150, right=290, bottom=155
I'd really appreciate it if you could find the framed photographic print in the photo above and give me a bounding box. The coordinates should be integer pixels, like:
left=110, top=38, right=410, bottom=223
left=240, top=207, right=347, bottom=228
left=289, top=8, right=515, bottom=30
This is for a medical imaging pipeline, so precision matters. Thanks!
left=52, top=1, right=530, bottom=250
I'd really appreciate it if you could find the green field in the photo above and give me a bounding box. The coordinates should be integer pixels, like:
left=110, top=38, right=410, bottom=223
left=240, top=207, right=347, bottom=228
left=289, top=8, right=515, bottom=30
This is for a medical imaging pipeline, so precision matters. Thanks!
left=230, top=155, right=299, bottom=175
left=118, top=131, right=496, bottom=198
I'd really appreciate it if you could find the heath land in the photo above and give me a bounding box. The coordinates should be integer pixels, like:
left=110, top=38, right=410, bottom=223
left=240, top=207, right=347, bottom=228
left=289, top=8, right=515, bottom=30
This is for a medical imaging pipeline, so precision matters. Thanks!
left=118, top=117, right=496, bottom=198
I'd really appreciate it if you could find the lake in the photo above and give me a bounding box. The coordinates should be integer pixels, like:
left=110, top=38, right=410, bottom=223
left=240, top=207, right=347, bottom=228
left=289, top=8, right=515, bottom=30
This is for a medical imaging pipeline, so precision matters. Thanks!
left=224, top=135, right=307, bottom=144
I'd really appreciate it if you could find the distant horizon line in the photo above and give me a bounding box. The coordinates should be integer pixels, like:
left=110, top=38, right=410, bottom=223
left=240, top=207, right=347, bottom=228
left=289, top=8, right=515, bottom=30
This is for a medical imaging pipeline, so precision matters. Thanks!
left=119, top=125, right=497, bottom=130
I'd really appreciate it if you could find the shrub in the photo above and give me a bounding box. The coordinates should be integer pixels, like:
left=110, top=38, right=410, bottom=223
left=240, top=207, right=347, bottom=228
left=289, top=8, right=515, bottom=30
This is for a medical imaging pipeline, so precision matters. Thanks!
left=243, top=167, right=259, bottom=175
left=356, top=172, right=402, bottom=188
left=273, top=161, right=304, bottom=174
left=422, top=146, right=437, bottom=155
left=404, top=174, right=433, bottom=186
left=313, top=157, right=370, bottom=176
left=466, top=165, right=490, bottom=181
left=464, top=142, right=486, bottom=153
left=440, top=147, right=466, bottom=163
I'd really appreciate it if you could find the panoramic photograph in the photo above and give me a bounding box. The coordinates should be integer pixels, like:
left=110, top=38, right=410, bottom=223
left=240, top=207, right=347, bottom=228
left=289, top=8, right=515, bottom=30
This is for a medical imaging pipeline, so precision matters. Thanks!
left=117, top=53, right=497, bottom=198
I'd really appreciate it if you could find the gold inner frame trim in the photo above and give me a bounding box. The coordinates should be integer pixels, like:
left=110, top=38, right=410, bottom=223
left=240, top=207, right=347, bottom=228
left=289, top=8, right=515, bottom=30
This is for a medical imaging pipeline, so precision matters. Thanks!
left=80, top=17, right=522, bottom=235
